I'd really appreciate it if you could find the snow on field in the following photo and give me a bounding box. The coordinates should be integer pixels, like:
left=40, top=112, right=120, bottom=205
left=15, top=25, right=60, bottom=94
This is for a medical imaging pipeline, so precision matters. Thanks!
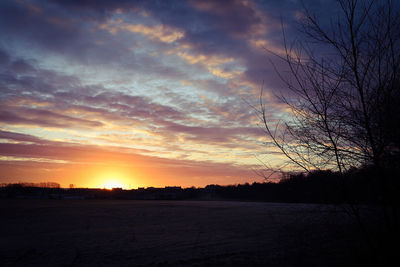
left=0, top=200, right=368, bottom=266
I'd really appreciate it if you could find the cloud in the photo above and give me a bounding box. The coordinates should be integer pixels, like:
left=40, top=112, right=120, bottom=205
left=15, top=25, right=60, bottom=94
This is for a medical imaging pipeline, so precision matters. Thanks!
left=0, top=131, right=259, bottom=187
left=0, top=130, right=47, bottom=144
left=165, top=122, right=262, bottom=143
left=1, top=0, right=321, bottom=186
left=0, top=107, right=103, bottom=129
left=100, top=20, right=184, bottom=43
left=0, top=49, right=10, bottom=66
left=189, top=0, right=264, bottom=38
left=0, top=46, right=267, bottom=158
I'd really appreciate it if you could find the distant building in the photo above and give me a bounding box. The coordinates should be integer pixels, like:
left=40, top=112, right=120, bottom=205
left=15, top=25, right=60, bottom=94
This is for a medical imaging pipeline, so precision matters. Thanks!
left=165, top=186, right=182, bottom=190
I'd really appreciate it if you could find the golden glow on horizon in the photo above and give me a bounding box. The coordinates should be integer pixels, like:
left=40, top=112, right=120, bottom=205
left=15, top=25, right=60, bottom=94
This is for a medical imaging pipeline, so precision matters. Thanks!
left=102, top=180, right=127, bottom=190
left=95, top=167, right=134, bottom=189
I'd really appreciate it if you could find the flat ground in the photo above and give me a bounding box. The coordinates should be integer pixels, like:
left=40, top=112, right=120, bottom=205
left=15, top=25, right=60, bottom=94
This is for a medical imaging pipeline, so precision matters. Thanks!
left=0, top=200, right=371, bottom=266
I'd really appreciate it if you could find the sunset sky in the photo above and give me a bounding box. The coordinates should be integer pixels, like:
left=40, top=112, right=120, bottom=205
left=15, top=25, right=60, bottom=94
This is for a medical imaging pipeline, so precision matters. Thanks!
left=0, top=0, right=337, bottom=189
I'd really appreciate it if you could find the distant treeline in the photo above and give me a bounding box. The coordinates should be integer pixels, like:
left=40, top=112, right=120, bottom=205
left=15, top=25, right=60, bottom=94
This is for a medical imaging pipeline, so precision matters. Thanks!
left=0, top=167, right=392, bottom=204
left=0, top=182, right=60, bottom=188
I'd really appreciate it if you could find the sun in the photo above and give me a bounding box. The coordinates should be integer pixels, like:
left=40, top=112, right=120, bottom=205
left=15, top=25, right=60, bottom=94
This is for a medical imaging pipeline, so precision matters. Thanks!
left=103, top=180, right=126, bottom=190
left=94, top=167, right=133, bottom=190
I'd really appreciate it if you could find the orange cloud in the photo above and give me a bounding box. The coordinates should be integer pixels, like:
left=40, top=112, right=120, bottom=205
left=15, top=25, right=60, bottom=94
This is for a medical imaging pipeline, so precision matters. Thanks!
left=0, top=140, right=259, bottom=188
left=99, top=20, right=184, bottom=43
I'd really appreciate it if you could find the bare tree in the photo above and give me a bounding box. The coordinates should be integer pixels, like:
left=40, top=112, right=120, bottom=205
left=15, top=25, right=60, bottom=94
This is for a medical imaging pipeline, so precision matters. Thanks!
left=259, top=0, right=400, bottom=256
left=261, top=0, right=400, bottom=175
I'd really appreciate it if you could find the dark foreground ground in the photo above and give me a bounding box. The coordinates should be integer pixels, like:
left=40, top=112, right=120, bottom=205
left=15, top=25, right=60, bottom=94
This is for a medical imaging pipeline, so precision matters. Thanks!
left=0, top=200, right=379, bottom=266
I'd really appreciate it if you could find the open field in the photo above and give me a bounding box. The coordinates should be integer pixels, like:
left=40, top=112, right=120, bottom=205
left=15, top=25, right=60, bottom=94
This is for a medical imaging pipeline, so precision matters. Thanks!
left=0, top=200, right=372, bottom=266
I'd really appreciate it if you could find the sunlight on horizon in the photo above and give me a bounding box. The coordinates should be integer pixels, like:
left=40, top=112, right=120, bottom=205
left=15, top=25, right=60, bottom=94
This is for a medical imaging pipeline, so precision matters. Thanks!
left=102, top=180, right=128, bottom=190
left=95, top=167, right=134, bottom=189
left=0, top=0, right=293, bottom=188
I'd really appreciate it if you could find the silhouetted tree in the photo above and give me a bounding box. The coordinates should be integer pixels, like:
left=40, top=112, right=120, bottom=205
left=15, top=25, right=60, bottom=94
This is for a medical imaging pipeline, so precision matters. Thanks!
left=260, top=0, right=399, bottom=263
left=261, top=0, right=400, bottom=174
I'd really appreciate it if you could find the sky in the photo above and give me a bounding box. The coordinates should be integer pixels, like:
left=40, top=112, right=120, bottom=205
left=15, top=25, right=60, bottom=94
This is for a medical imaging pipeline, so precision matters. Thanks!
left=0, top=0, right=336, bottom=189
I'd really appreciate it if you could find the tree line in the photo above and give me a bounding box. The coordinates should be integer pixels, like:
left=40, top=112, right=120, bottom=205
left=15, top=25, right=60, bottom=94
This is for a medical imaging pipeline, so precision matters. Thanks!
left=0, top=168, right=382, bottom=204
